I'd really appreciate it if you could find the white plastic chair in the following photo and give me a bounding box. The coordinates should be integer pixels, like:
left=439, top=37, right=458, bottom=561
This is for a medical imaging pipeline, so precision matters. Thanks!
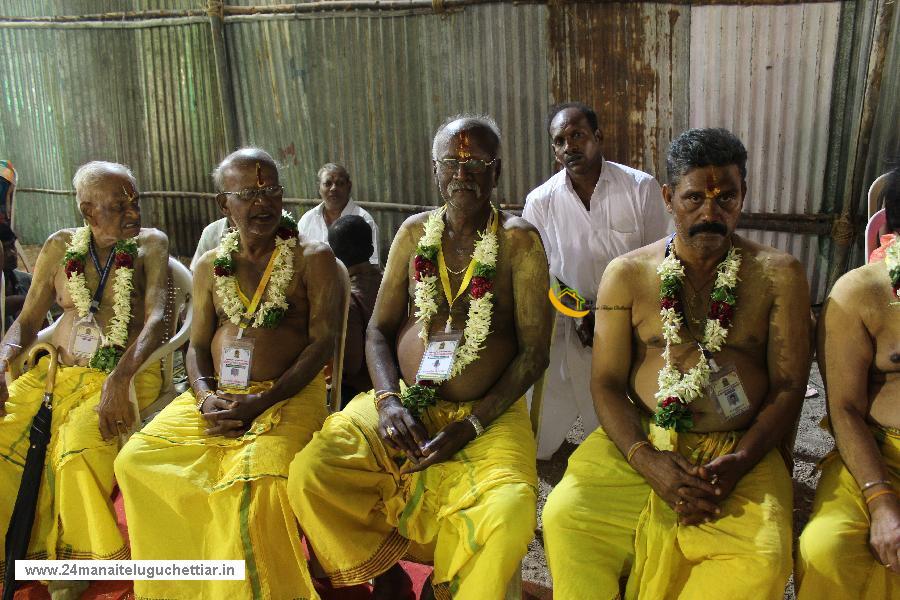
left=13, top=257, right=192, bottom=425
left=329, top=260, right=351, bottom=413
left=865, top=209, right=887, bottom=263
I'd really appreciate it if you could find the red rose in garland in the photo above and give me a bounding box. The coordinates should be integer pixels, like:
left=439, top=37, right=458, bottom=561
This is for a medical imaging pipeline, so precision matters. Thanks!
left=470, top=276, right=493, bottom=299
left=64, top=259, right=85, bottom=278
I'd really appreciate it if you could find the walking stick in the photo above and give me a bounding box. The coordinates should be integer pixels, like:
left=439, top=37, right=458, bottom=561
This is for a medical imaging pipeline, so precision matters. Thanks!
left=2, top=343, right=59, bottom=600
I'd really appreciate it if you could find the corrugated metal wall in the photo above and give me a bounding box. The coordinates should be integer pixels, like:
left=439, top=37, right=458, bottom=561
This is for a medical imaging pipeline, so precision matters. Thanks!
left=226, top=5, right=551, bottom=261
left=689, top=3, right=842, bottom=300
left=1, top=0, right=897, bottom=300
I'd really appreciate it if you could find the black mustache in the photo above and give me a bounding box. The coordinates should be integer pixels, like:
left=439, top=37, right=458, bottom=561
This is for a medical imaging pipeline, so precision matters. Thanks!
left=688, top=221, right=728, bottom=236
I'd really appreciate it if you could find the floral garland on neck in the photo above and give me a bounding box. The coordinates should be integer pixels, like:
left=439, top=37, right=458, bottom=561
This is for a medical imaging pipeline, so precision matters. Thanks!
left=887, top=241, right=900, bottom=304
left=213, top=211, right=298, bottom=328
left=655, top=242, right=741, bottom=431
left=62, top=226, right=139, bottom=372
left=402, top=206, right=499, bottom=415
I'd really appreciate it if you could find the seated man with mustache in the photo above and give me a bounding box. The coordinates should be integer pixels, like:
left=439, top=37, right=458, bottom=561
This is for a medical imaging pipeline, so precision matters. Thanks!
left=542, top=128, right=812, bottom=599
left=289, top=115, right=552, bottom=600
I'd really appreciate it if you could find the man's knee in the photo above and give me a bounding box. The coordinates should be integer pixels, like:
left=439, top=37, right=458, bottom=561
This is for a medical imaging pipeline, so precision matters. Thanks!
left=798, top=516, right=846, bottom=571
left=542, top=480, right=578, bottom=539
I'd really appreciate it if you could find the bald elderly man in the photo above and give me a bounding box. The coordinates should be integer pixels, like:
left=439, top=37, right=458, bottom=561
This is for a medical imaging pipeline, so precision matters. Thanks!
left=0, top=161, right=168, bottom=599
left=115, top=148, right=342, bottom=600
left=289, top=116, right=552, bottom=600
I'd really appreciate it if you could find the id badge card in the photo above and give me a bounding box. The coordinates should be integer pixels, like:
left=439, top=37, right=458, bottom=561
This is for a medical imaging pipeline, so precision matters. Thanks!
left=69, top=316, right=102, bottom=359
left=415, top=332, right=462, bottom=382
left=707, top=361, right=751, bottom=420
left=219, top=338, right=254, bottom=389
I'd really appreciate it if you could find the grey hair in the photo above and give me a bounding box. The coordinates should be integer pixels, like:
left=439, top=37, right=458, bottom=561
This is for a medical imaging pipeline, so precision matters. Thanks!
left=666, top=128, right=748, bottom=187
left=71, top=161, right=136, bottom=216
left=211, top=147, right=279, bottom=191
left=316, top=162, right=350, bottom=183
left=431, top=114, right=502, bottom=160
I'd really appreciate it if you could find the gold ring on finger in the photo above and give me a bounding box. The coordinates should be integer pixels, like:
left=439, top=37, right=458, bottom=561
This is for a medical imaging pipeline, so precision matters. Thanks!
left=386, top=426, right=397, bottom=437
left=676, top=499, right=686, bottom=506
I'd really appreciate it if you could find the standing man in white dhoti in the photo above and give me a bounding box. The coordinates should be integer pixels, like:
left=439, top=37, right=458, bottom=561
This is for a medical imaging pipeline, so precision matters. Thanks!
left=523, top=103, right=671, bottom=459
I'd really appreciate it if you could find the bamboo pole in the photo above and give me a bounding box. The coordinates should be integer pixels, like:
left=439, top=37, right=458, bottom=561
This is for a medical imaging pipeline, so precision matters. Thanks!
left=207, top=1, right=240, bottom=153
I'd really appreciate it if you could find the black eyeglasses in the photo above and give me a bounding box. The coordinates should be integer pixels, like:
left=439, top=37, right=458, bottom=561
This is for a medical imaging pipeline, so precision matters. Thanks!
left=219, top=185, right=284, bottom=202
left=435, top=158, right=498, bottom=174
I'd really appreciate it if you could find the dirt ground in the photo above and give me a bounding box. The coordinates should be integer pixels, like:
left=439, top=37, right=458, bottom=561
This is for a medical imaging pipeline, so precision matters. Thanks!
left=523, top=363, right=832, bottom=599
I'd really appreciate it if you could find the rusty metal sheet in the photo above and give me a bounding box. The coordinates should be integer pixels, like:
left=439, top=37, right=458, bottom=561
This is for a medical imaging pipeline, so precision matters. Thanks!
left=690, top=3, right=841, bottom=300
left=548, top=2, right=691, bottom=179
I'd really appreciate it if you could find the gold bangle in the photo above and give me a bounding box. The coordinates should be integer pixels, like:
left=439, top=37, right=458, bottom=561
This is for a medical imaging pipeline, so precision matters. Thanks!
left=374, top=390, right=400, bottom=409
left=191, top=375, right=217, bottom=388
left=195, top=389, right=215, bottom=411
left=861, top=479, right=891, bottom=493
left=865, top=489, right=898, bottom=505
left=626, top=440, right=652, bottom=463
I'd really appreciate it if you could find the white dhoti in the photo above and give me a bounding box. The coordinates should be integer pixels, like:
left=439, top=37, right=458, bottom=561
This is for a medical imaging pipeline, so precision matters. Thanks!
left=534, top=313, right=597, bottom=460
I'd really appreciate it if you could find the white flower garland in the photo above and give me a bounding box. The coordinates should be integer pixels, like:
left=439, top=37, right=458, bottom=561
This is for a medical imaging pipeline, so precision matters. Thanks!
left=413, top=207, right=499, bottom=382
left=886, top=240, right=900, bottom=302
left=655, top=247, right=742, bottom=407
left=214, top=211, right=297, bottom=328
left=63, top=226, right=138, bottom=368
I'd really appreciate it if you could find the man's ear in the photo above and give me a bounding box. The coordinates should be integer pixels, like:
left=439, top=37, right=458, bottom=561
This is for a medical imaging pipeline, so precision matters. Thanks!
left=216, top=193, right=230, bottom=217
left=594, top=129, right=603, bottom=144
left=79, top=201, right=96, bottom=226
left=492, top=159, right=502, bottom=187
left=662, top=184, right=674, bottom=214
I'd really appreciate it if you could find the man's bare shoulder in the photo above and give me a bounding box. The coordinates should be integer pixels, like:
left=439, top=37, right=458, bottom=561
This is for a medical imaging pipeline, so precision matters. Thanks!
left=43, top=229, right=76, bottom=258
left=137, top=227, right=168, bottom=251
left=297, top=237, right=334, bottom=262
left=735, top=235, right=806, bottom=283
left=829, top=262, right=889, bottom=306
left=499, top=213, right=542, bottom=248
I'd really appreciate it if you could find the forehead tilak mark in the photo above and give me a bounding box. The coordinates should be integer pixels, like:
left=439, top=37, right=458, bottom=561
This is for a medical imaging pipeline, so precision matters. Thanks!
left=255, top=162, right=265, bottom=188
left=455, top=131, right=472, bottom=160
left=704, top=171, right=722, bottom=200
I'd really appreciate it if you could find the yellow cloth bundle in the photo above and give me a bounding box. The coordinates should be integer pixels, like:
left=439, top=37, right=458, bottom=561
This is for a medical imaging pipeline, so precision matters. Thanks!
left=797, top=426, right=900, bottom=599
left=0, top=357, right=161, bottom=577
left=289, top=390, right=537, bottom=600
left=115, top=374, right=327, bottom=600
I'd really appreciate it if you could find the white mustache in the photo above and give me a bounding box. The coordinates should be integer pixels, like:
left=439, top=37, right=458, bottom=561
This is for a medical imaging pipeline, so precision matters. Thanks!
left=447, top=181, right=481, bottom=196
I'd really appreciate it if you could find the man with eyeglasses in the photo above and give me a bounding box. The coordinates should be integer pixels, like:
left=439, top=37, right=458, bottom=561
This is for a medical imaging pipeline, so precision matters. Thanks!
left=522, top=102, right=671, bottom=461
left=116, top=148, right=343, bottom=599
left=298, top=162, right=381, bottom=266
left=289, top=115, right=553, bottom=599
left=0, top=161, right=169, bottom=599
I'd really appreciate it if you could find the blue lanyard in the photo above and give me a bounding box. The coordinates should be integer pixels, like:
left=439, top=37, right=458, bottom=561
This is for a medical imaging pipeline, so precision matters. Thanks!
left=88, top=237, right=117, bottom=314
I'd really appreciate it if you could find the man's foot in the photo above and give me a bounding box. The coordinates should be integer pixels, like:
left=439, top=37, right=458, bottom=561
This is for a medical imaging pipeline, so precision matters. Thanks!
left=48, top=579, right=89, bottom=600
left=372, top=563, right=413, bottom=600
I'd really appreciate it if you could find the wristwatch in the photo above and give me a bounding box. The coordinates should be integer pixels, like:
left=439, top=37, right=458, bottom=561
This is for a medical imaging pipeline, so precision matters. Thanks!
left=466, top=414, right=485, bottom=438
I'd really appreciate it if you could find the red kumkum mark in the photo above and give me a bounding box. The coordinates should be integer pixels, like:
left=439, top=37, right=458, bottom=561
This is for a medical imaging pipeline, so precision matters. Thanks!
left=456, top=131, right=472, bottom=160
left=256, top=161, right=265, bottom=188
left=704, top=171, right=721, bottom=200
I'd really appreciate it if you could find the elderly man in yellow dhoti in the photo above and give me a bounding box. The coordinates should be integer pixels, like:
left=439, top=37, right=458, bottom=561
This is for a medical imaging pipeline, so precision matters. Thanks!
left=0, top=161, right=169, bottom=599
left=796, top=223, right=900, bottom=597
left=288, top=115, right=552, bottom=600
left=115, top=148, right=342, bottom=600
left=542, top=128, right=813, bottom=599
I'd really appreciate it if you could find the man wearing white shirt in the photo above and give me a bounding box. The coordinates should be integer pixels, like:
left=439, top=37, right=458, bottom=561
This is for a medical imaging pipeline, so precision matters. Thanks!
left=298, top=163, right=380, bottom=265
left=190, top=217, right=228, bottom=271
left=523, top=103, right=671, bottom=460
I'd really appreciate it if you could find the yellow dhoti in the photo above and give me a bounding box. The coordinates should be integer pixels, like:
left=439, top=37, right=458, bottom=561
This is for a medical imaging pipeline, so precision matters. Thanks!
left=0, top=357, right=161, bottom=577
left=114, top=374, right=328, bottom=600
left=288, top=391, right=537, bottom=600
left=544, top=425, right=792, bottom=600
left=797, top=427, right=900, bottom=599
